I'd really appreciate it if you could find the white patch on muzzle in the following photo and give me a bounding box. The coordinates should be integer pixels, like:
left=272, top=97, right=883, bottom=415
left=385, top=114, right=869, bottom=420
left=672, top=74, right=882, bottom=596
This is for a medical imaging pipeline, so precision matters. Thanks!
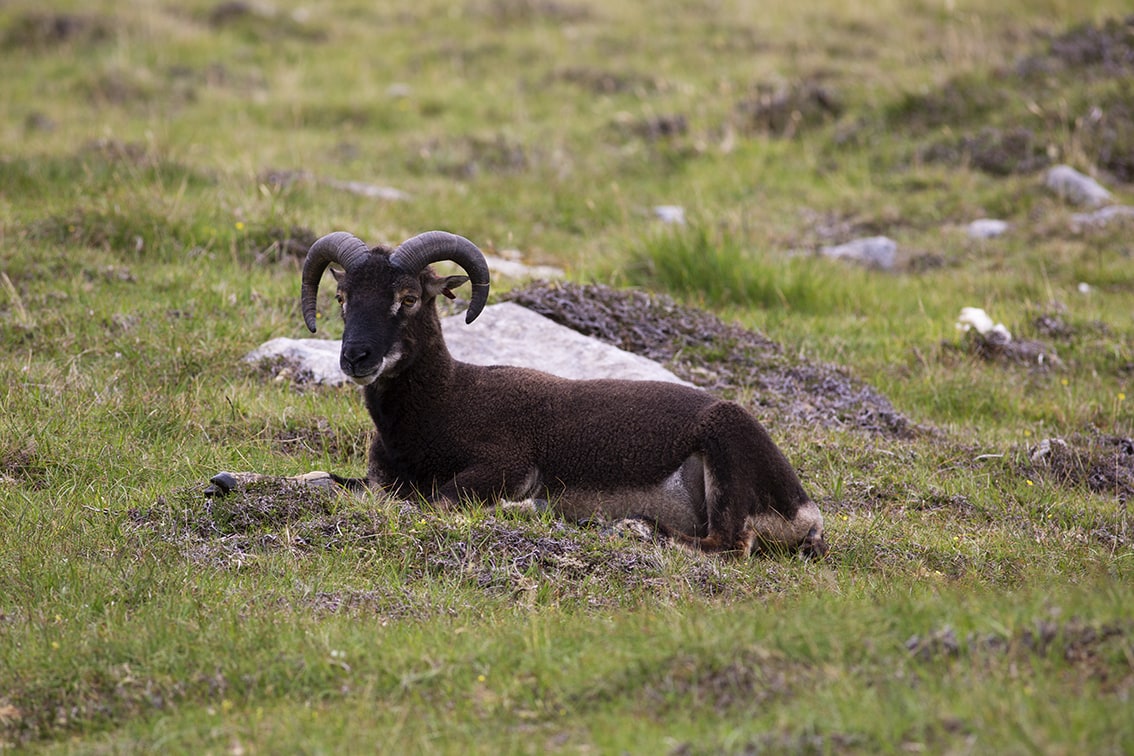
left=349, top=345, right=404, bottom=386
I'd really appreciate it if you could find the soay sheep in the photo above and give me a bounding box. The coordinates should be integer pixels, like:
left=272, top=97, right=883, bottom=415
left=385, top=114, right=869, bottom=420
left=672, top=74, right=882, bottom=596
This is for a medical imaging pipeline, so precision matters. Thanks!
left=212, top=230, right=827, bottom=558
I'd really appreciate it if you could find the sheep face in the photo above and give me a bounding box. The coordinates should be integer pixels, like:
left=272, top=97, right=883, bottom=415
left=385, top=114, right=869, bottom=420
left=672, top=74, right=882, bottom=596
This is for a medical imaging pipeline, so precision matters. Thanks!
left=300, top=231, right=491, bottom=387
left=332, top=258, right=469, bottom=386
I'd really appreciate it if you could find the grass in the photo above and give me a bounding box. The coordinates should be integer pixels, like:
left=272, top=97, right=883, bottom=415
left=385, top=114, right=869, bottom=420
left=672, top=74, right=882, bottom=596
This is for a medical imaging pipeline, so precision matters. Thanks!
left=3, top=0, right=1134, bottom=752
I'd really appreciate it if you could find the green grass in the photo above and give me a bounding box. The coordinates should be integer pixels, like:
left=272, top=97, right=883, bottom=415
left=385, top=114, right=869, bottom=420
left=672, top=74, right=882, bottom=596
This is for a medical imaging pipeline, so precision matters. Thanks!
left=3, top=0, right=1134, bottom=751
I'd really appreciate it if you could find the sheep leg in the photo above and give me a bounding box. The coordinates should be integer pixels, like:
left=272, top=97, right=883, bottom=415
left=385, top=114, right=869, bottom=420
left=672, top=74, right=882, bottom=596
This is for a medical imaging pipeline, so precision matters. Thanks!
left=427, top=461, right=539, bottom=507
left=659, top=401, right=817, bottom=557
left=205, top=470, right=366, bottom=497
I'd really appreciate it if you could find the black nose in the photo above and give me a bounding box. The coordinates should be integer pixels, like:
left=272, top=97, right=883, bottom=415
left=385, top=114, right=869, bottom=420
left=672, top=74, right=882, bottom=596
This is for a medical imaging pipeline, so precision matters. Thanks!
left=340, top=342, right=370, bottom=374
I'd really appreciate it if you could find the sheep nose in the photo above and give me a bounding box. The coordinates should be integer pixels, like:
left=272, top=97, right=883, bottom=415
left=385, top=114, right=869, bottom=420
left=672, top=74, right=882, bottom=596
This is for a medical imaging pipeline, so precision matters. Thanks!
left=340, top=343, right=371, bottom=373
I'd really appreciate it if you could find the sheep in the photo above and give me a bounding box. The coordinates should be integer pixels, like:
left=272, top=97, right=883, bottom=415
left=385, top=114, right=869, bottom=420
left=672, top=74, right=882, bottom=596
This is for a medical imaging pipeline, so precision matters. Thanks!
left=212, top=230, right=827, bottom=558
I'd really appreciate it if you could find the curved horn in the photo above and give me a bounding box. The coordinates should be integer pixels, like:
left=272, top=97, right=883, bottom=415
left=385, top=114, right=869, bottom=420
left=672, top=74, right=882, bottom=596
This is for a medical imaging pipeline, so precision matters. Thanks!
left=301, top=231, right=371, bottom=332
left=389, top=230, right=490, bottom=324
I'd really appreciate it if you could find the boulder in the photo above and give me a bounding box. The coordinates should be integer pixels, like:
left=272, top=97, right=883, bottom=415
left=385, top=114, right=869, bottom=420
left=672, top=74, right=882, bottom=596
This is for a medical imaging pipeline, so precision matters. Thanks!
left=820, top=236, right=897, bottom=270
left=245, top=302, right=690, bottom=386
left=1045, top=164, right=1111, bottom=207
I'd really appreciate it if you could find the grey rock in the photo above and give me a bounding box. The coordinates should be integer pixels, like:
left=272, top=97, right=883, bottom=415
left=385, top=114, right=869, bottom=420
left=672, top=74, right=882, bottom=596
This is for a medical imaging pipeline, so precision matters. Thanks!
left=245, top=303, right=690, bottom=387
left=967, top=219, right=1010, bottom=239
left=483, top=254, right=565, bottom=281
left=1045, top=164, right=1111, bottom=207
left=820, top=236, right=897, bottom=270
left=653, top=205, right=686, bottom=224
left=1070, top=205, right=1134, bottom=230
left=322, top=178, right=410, bottom=202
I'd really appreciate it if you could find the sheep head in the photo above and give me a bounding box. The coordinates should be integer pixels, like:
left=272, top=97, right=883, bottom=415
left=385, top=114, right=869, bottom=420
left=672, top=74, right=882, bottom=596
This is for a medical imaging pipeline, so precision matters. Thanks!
left=301, top=230, right=490, bottom=385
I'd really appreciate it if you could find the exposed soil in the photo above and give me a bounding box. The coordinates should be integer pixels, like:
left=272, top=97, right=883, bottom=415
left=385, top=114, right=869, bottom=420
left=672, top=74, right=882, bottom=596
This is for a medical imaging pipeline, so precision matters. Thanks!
left=1, top=12, right=111, bottom=51
left=639, top=649, right=805, bottom=713
left=1026, top=15, right=1134, bottom=78
left=0, top=441, right=46, bottom=489
left=920, top=126, right=1050, bottom=177
left=734, top=79, right=843, bottom=139
left=949, top=329, right=1061, bottom=369
left=905, top=617, right=1134, bottom=707
left=506, top=281, right=917, bottom=436
left=898, top=15, right=1134, bottom=182
left=1021, top=434, right=1134, bottom=504
left=906, top=616, right=1133, bottom=693
left=130, top=477, right=693, bottom=604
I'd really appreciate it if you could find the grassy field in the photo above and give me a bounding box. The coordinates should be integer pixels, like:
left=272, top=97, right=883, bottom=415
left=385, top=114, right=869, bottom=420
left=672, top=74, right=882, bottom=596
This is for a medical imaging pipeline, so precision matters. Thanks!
left=3, top=0, right=1134, bottom=752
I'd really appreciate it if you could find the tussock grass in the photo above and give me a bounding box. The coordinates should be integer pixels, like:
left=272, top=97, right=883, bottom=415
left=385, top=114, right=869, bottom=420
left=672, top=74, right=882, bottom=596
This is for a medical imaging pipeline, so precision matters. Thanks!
left=3, top=0, right=1134, bottom=751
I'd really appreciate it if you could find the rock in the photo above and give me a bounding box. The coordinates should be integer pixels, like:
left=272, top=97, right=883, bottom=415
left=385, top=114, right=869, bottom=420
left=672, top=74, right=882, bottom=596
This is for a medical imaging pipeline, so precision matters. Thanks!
left=1045, top=164, right=1111, bottom=207
left=245, top=303, right=690, bottom=387
left=1070, top=205, right=1134, bottom=230
left=820, top=236, right=897, bottom=270
left=245, top=336, right=345, bottom=384
left=956, top=306, right=1011, bottom=341
left=483, top=254, right=565, bottom=280
left=967, top=219, right=1010, bottom=239
left=322, top=178, right=410, bottom=202
left=653, top=205, right=686, bottom=224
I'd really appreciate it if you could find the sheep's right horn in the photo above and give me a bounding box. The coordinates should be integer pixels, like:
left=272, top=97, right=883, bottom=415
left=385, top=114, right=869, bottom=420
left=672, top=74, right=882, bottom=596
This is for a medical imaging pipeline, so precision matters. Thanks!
left=389, top=231, right=491, bottom=324
left=301, top=231, right=371, bottom=333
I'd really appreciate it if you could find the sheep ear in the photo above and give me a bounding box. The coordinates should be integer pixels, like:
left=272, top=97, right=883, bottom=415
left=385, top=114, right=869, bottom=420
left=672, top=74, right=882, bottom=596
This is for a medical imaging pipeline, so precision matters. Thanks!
left=425, top=274, right=469, bottom=301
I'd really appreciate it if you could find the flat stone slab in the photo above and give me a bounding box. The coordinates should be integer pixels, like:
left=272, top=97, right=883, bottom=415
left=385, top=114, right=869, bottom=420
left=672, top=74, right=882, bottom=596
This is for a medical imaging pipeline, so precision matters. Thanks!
left=246, top=302, right=690, bottom=386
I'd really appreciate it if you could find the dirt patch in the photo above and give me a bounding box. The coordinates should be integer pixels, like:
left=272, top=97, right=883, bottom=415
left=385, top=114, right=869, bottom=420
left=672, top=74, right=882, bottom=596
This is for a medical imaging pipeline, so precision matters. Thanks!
left=0, top=441, right=47, bottom=489
left=921, top=126, right=1050, bottom=177
left=204, top=2, right=325, bottom=42
left=906, top=617, right=1133, bottom=692
left=638, top=648, right=807, bottom=716
left=408, top=134, right=530, bottom=178
left=1020, top=434, right=1134, bottom=504
left=467, top=0, right=591, bottom=25
left=735, top=80, right=843, bottom=138
left=1026, top=15, right=1134, bottom=78
left=505, top=281, right=917, bottom=436
left=242, top=224, right=318, bottom=264
left=551, top=66, right=662, bottom=95
left=894, top=16, right=1134, bottom=181
left=947, top=329, right=1061, bottom=369
left=1, top=12, right=111, bottom=51
left=130, top=478, right=686, bottom=604
left=132, top=478, right=338, bottom=541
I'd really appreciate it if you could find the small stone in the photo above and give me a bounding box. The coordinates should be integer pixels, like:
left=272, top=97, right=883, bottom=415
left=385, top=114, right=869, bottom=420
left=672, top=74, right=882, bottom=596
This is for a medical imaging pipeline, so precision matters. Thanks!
left=820, top=236, right=897, bottom=270
left=653, top=205, right=686, bottom=224
left=1070, top=205, right=1134, bottom=230
left=1045, top=164, right=1111, bottom=207
left=967, top=219, right=1010, bottom=239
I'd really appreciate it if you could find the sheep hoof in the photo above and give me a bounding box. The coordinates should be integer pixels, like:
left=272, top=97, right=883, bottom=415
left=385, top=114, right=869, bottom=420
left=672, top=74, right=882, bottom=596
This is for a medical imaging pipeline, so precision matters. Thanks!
left=205, top=471, right=238, bottom=497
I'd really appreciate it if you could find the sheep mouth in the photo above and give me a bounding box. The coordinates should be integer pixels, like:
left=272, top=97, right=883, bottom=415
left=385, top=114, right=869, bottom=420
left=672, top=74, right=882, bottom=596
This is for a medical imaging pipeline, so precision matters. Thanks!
left=347, top=371, right=379, bottom=386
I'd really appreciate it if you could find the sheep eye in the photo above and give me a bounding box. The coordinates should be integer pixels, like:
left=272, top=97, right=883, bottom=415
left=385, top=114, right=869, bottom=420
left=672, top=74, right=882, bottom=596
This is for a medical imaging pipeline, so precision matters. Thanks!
left=336, top=294, right=345, bottom=304
left=402, top=295, right=418, bottom=307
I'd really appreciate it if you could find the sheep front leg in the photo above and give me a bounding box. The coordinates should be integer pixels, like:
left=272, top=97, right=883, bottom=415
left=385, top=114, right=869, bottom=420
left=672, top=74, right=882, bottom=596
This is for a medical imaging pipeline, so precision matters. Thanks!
left=205, top=470, right=367, bottom=497
left=429, top=462, right=541, bottom=509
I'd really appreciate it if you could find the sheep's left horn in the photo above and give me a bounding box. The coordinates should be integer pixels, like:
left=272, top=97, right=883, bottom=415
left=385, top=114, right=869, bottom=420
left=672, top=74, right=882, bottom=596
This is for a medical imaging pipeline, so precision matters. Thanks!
left=389, top=231, right=490, bottom=324
left=301, top=231, right=371, bottom=332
